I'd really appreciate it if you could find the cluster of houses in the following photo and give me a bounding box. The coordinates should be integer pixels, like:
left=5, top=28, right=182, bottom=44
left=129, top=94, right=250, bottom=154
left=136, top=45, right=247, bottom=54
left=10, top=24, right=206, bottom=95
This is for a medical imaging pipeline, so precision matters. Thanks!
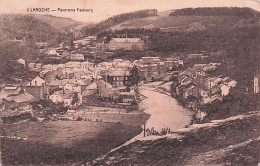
left=175, top=63, right=238, bottom=108
left=45, top=36, right=146, bottom=61
left=134, top=57, right=183, bottom=81
left=44, top=36, right=98, bottom=61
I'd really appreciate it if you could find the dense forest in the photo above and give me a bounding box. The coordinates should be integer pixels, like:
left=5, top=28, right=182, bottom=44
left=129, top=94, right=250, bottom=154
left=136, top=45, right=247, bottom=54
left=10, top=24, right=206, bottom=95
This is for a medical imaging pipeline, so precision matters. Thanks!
left=0, top=15, right=63, bottom=42
left=83, top=9, right=158, bottom=36
left=169, top=7, right=260, bottom=17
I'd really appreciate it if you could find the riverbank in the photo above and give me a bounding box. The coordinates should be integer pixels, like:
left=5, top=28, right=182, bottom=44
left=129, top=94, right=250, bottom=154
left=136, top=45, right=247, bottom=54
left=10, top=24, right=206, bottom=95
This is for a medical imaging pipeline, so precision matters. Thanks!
left=83, top=81, right=193, bottom=165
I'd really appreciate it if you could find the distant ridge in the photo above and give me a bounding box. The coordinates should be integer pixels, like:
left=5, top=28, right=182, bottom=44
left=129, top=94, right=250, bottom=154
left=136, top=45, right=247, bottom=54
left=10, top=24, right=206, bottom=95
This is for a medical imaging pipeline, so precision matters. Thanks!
left=83, top=9, right=158, bottom=36
left=169, top=7, right=260, bottom=17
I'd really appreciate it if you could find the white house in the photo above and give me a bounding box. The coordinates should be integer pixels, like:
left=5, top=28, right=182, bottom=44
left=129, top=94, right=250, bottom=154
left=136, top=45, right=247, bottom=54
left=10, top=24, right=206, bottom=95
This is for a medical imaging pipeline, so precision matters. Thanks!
left=63, top=83, right=82, bottom=93
left=49, top=91, right=63, bottom=104
left=227, top=80, right=237, bottom=88
left=27, top=76, right=46, bottom=86
left=220, top=84, right=230, bottom=96
left=49, top=90, right=82, bottom=107
left=17, top=58, right=25, bottom=67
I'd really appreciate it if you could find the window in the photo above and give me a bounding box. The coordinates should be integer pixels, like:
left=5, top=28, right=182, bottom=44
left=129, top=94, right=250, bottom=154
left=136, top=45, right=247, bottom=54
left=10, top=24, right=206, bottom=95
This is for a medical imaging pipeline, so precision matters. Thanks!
left=125, top=77, right=128, bottom=80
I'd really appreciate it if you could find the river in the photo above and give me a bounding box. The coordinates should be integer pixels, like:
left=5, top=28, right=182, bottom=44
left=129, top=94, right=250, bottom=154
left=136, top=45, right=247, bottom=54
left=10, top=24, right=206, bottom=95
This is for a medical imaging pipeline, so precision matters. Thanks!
left=139, top=81, right=192, bottom=132
left=108, top=81, right=192, bottom=153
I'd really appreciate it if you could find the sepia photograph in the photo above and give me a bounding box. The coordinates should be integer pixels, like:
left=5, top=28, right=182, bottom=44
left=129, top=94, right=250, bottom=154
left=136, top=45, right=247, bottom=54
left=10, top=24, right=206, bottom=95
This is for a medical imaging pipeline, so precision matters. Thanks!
left=0, top=0, right=259, bottom=165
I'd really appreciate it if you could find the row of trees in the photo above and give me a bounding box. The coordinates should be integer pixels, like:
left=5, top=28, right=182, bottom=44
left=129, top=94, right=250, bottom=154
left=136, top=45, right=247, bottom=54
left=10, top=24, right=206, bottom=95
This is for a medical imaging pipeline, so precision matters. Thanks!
left=84, top=9, right=158, bottom=36
left=169, top=7, right=260, bottom=18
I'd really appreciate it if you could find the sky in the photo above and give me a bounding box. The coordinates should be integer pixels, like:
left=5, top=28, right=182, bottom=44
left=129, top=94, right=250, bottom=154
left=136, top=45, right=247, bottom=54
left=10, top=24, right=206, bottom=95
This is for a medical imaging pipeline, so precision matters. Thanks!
left=0, top=0, right=260, bottom=23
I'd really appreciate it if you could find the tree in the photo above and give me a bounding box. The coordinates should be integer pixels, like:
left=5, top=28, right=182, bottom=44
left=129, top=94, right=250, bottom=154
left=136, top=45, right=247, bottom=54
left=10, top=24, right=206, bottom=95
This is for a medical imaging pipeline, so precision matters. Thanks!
left=129, top=65, right=140, bottom=86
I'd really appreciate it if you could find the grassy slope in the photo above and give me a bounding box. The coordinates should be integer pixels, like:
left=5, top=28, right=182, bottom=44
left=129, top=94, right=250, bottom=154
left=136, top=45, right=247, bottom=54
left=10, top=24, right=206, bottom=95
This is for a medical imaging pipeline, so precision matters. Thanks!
left=110, top=14, right=251, bottom=31
left=91, top=112, right=260, bottom=165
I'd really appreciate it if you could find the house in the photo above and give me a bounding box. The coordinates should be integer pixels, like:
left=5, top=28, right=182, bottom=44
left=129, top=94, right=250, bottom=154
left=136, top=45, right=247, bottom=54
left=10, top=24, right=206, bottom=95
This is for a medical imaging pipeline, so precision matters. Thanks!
left=48, top=79, right=90, bottom=94
left=119, top=92, right=135, bottom=103
left=35, top=63, right=43, bottom=70
left=109, top=38, right=144, bottom=51
left=107, top=70, right=130, bottom=87
left=63, top=83, right=82, bottom=93
left=70, top=54, right=84, bottom=61
left=226, top=79, right=237, bottom=88
left=46, top=48, right=57, bottom=55
left=96, top=80, right=114, bottom=98
left=157, top=62, right=166, bottom=76
left=204, top=77, right=222, bottom=89
left=199, top=88, right=211, bottom=105
left=0, top=86, right=22, bottom=101
left=183, top=83, right=196, bottom=99
left=220, top=84, right=230, bottom=96
left=49, top=90, right=64, bottom=104
left=141, top=57, right=160, bottom=65
left=28, top=63, right=36, bottom=69
left=25, top=76, right=48, bottom=99
left=82, top=82, right=98, bottom=96
left=187, top=54, right=204, bottom=59
left=17, top=58, right=25, bottom=67
left=1, top=90, right=35, bottom=110
left=49, top=90, right=82, bottom=107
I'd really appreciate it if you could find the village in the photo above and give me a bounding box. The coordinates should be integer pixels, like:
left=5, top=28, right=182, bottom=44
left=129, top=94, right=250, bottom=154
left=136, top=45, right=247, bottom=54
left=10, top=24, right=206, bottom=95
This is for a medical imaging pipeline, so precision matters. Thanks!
left=1, top=5, right=260, bottom=165
left=1, top=34, right=260, bottom=125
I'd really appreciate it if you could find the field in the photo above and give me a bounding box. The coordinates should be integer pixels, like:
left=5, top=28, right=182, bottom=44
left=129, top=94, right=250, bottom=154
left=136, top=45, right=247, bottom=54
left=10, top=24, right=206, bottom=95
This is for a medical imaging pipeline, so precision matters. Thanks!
left=1, top=120, right=143, bottom=165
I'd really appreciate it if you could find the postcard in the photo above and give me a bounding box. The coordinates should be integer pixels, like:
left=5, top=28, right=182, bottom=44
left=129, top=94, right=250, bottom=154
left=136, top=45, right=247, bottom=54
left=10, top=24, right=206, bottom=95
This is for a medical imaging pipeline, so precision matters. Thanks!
left=0, top=0, right=259, bottom=165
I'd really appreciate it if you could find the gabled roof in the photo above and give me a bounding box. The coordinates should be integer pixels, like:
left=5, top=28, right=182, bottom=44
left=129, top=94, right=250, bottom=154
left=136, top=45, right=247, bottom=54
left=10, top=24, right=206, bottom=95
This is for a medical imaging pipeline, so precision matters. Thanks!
left=4, top=91, right=35, bottom=103
left=0, top=87, right=22, bottom=98
left=48, top=79, right=90, bottom=86
left=96, top=80, right=113, bottom=89
left=27, top=76, right=46, bottom=86
left=86, top=82, right=97, bottom=90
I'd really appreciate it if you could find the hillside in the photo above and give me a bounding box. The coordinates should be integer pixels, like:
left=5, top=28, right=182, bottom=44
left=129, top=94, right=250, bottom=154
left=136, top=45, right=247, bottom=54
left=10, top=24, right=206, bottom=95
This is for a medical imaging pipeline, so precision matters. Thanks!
left=89, top=112, right=260, bottom=165
left=0, top=14, right=67, bottom=81
left=97, top=7, right=260, bottom=88
left=83, top=9, right=158, bottom=36
left=107, top=7, right=259, bottom=32
left=31, top=14, right=92, bottom=34
left=0, top=14, right=63, bottom=42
